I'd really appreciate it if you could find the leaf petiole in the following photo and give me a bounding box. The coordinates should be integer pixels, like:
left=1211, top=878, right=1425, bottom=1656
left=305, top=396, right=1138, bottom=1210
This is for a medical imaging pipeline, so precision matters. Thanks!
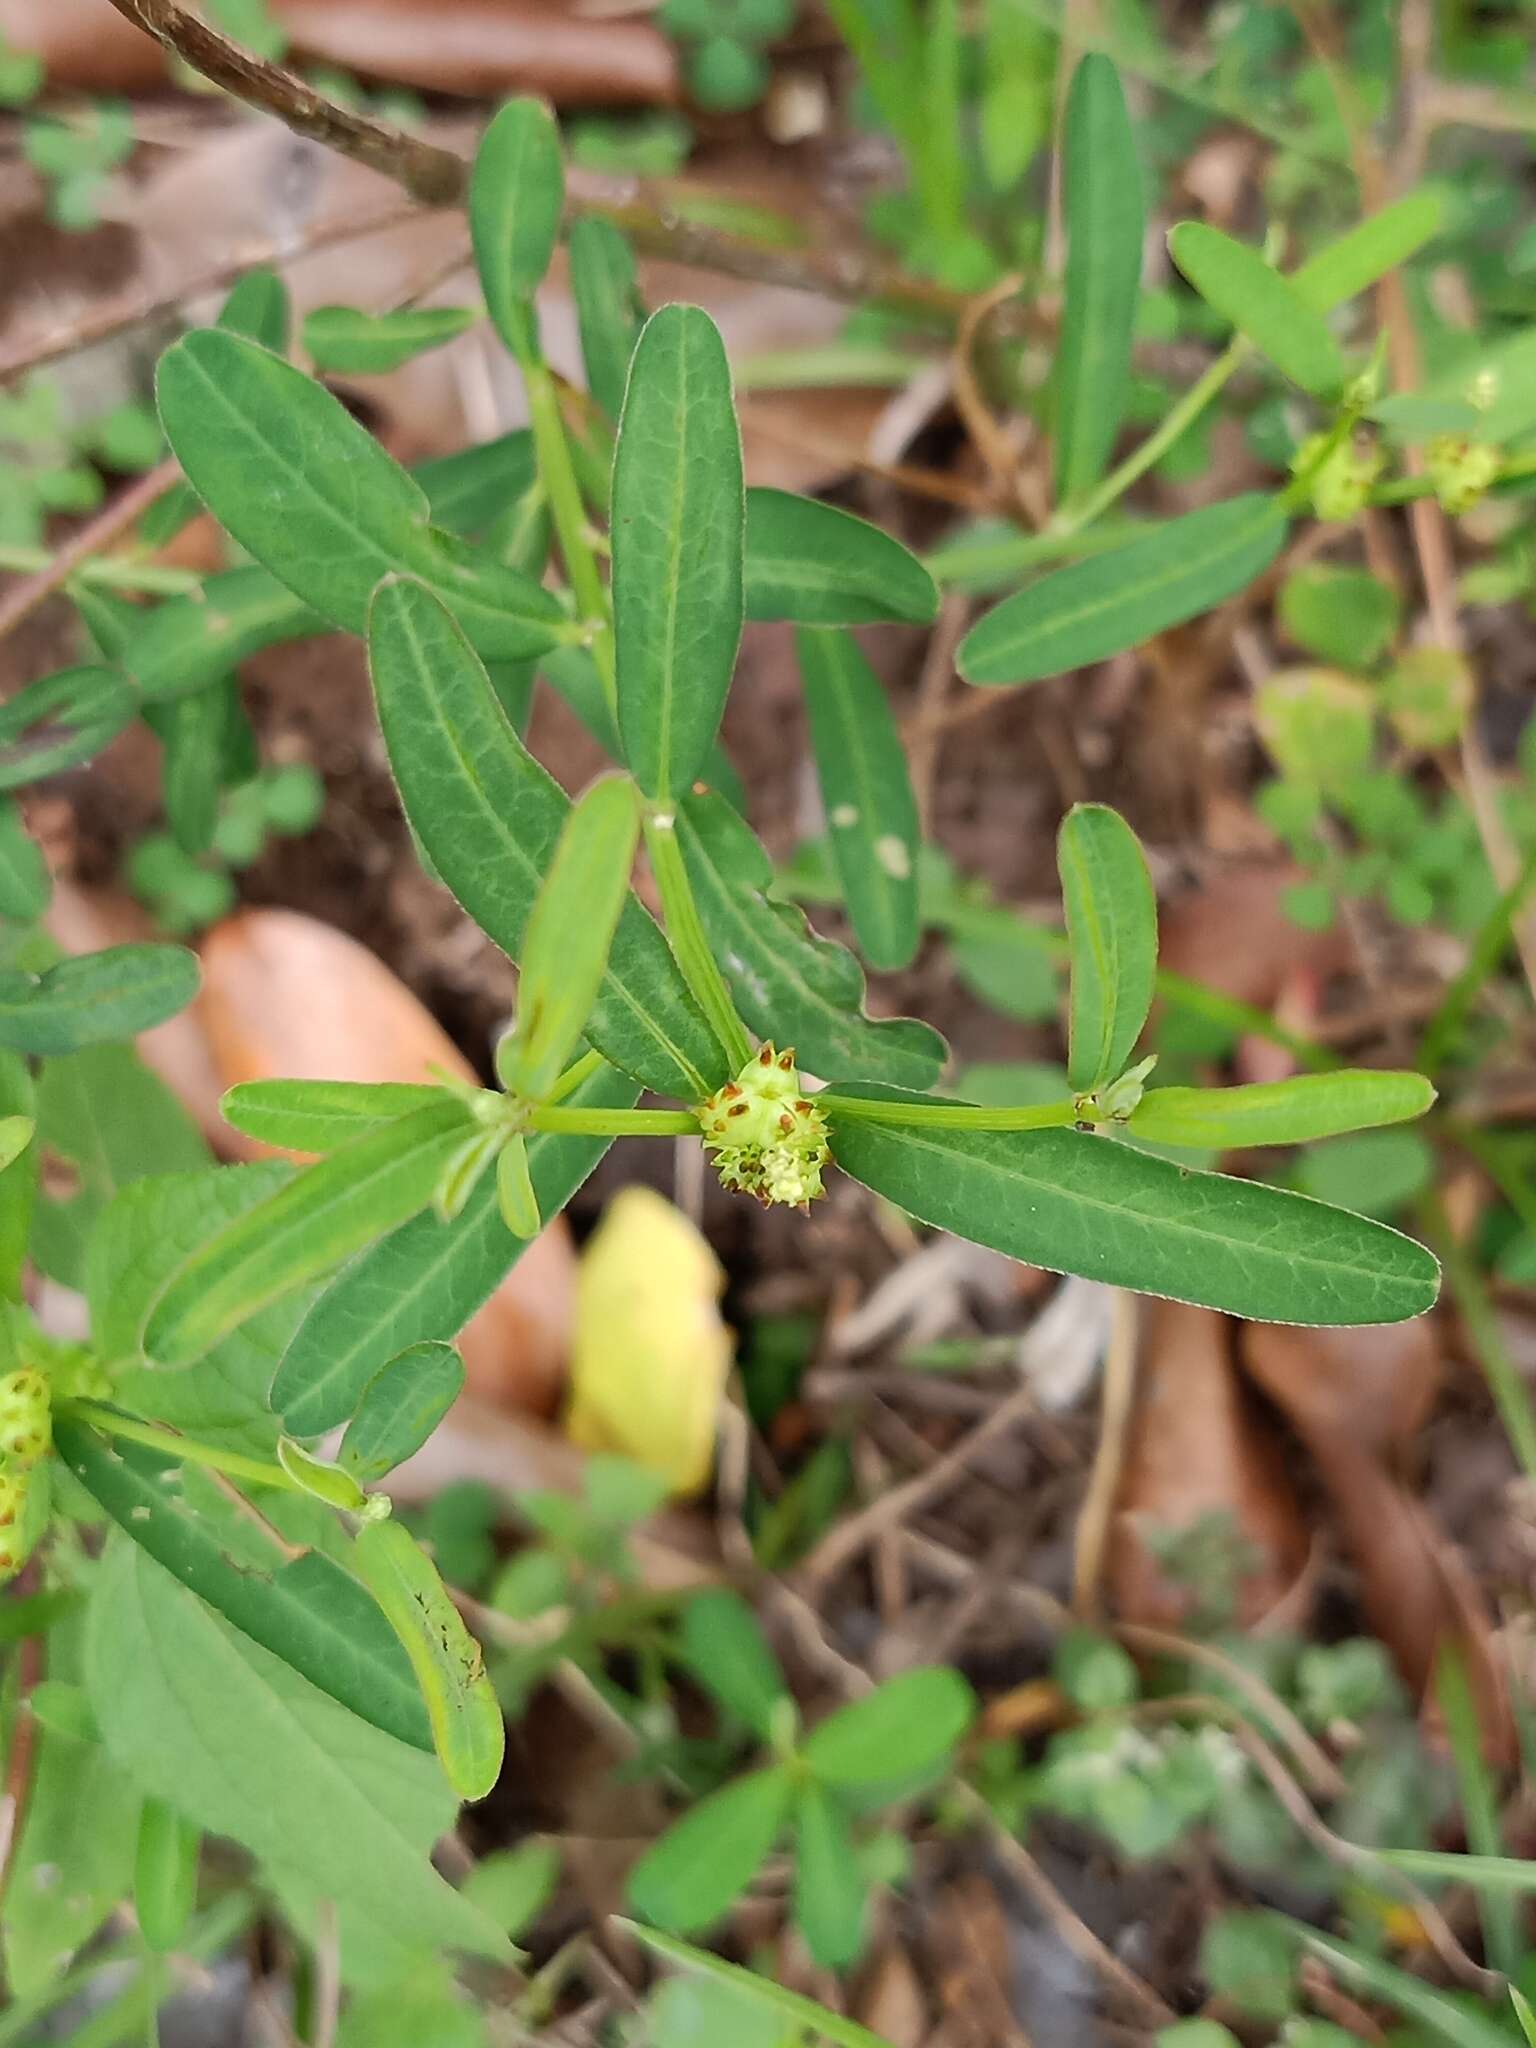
left=820, top=1094, right=1079, bottom=1132
left=60, top=1400, right=307, bottom=1497
left=527, top=1105, right=701, bottom=1137
left=643, top=808, right=754, bottom=1072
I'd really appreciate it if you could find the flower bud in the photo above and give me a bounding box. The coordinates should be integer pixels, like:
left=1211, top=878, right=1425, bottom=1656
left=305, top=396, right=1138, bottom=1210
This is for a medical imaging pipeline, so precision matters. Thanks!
left=0, top=1368, right=49, bottom=1468
left=1425, top=434, right=1501, bottom=516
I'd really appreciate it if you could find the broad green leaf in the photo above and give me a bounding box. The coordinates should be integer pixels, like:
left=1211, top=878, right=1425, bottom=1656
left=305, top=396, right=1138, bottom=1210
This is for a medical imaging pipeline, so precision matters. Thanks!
left=0, top=798, right=48, bottom=919
left=367, top=576, right=725, bottom=1100
left=626, top=1925, right=897, bottom=2048
left=1278, top=563, right=1400, bottom=667
left=157, top=676, right=228, bottom=853
left=469, top=97, right=564, bottom=357
left=156, top=329, right=568, bottom=656
left=219, top=265, right=292, bottom=351
left=745, top=490, right=938, bottom=626
left=86, top=1540, right=508, bottom=1965
left=1170, top=223, right=1344, bottom=396
left=627, top=1767, right=792, bottom=1933
left=134, top=1799, right=200, bottom=1953
left=119, top=566, right=325, bottom=703
left=143, top=1097, right=474, bottom=1367
left=222, top=1078, right=446, bottom=1155
left=1295, top=1127, right=1432, bottom=1219
left=677, top=1589, right=790, bottom=1742
left=338, top=1341, right=465, bottom=1482
left=499, top=774, right=639, bottom=1101
left=58, top=1421, right=433, bottom=1749
left=0, top=666, right=134, bottom=790
left=612, top=305, right=744, bottom=800
left=304, top=304, right=476, bottom=374
left=1128, top=1070, right=1434, bottom=1150
left=828, top=1098, right=1441, bottom=1324
left=274, top=1060, right=638, bottom=1435
left=0, top=943, right=199, bottom=1055
left=352, top=1517, right=505, bottom=1801
left=1292, top=187, right=1446, bottom=310
left=801, top=1667, right=975, bottom=1786
left=569, top=214, right=644, bottom=420
left=792, top=1782, right=866, bottom=1971
left=796, top=627, right=920, bottom=971
left=1054, top=55, right=1144, bottom=502
left=461, top=1840, right=560, bottom=1941
left=1058, top=804, right=1156, bottom=1093
left=676, top=790, right=947, bottom=1089
left=29, top=1043, right=208, bottom=1288
left=959, top=495, right=1286, bottom=686
left=414, top=429, right=538, bottom=537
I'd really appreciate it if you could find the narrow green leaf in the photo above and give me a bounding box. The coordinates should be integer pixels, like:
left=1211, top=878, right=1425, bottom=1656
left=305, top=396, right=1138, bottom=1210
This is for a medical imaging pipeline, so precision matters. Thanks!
left=958, top=495, right=1286, bottom=686
left=796, top=627, right=920, bottom=971
left=86, top=1539, right=507, bottom=1964
left=433, top=1124, right=500, bottom=1224
left=677, top=790, right=947, bottom=1089
left=500, top=774, right=640, bottom=1101
left=802, top=1667, right=975, bottom=1786
left=218, top=267, right=292, bottom=352
left=221, top=1079, right=446, bottom=1155
left=469, top=97, right=564, bottom=357
left=677, top=1590, right=790, bottom=1742
left=57, top=1421, right=433, bottom=1750
left=143, top=1097, right=473, bottom=1367
left=1055, top=55, right=1144, bottom=502
left=274, top=1060, right=638, bottom=1436
left=0, top=1115, right=31, bottom=1176
left=0, top=799, right=49, bottom=920
left=118, top=567, right=325, bottom=705
left=0, top=1052, right=33, bottom=1301
left=134, top=1799, right=200, bottom=1953
left=0, top=944, right=199, bottom=1056
left=625, top=1924, right=898, bottom=2048
left=496, top=1131, right=540, bottom=1237
left=1292, top=186, right=1446, bottom=310
left=1170, top=223, right=1344, bottom=395
left=827, top=1092, right=1442, bottom=1324
left=352, top=1517, right=505, bottom=1802
left=0, top=667, right=135, bottom=791
left=1434, top=1642, right=1518, bottom=1978
left=612, top=304, right=744, bottom=800
left=414, top=429, right=539, bottom=537
left=628, top=1767, right=792, bottom=1933
left=569, top=214, right=645, bottom=420
left=1058, top=805, right=1156, bottom=1093
left=746, top=490, right=939, bottom=626
left=367, top=576, right=725, bottom=1100
left=1293, top=1926, right=1510, bottom=2048
left=304, top=304, right=476, bottom=374
left=338, top=1342, right=465, bottom=1483
left=1512, top=1988, right=1536, bottom=2048
left=276, top=1437, right=368, bottom=1512
left=156, top=329, right=567, bottom=657
left=793, top=1781, right=867, bottom=1972
left=1127, top=1070, right=1435, bottom=1150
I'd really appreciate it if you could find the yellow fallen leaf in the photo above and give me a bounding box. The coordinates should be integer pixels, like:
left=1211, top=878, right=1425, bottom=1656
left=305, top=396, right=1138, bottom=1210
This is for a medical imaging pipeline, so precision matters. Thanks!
left=564, top=1187, right=733, bottom=1497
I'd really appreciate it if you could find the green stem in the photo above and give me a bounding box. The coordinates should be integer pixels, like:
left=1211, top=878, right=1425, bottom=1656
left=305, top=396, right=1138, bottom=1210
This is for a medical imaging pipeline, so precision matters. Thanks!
left=523, top=358, right=616, bottom=715
left=1053, top=338, right=1250, bottom=536
left=0, top=545, right=202, bottom=596
left=1420, top=1194, right=1536, bottom=1485
left=642, top=810, right=754, bottom=1073
left=819, top=1093, right=1079, bottom=1131
left=1419, top=834, right=1536, bottom=1074
left=61, top=1400, right=304, bottom=1496
left=527, top=1105, right=700, bottom=1136
left=540, top=1047, right=608, bottom=1108
left=1153, top=966, right=1341, bottom=1073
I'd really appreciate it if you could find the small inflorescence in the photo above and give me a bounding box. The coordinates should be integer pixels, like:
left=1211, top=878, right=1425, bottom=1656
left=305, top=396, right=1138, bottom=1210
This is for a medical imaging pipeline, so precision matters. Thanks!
left=0, top=1365, right=51, bottom=1583
left=698, top=1043, right=831, bottom=1209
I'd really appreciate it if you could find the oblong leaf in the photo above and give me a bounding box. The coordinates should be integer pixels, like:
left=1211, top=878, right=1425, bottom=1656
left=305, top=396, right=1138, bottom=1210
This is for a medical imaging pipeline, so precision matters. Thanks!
left=143, top=1097, right=474, bottom=1367
left=1058, top=804, right=1156, bottom=1093
left=569, top=214, right=644, bottom=421
left=796, top=627, right=920, bottom=971
left=0, top=666, right=135, bottom=791
left=0, top=798, right=49, bottom=920
left=801, top=1667, right=975, bottom=1786
left=1292, top=186, right=1446, bottom=310
left=1170, top=222, right=1344, bottom=395
left=304, top=304, right=476, bottom=374
left=121, top=567, right=325, bottom=704
left=56, top=1420, right=433, bottom=1749
left=367, top=576, right=725, bottom=1101
left=1128, top=1070, right=1435, bottom=1150
left=1055, top=54, right=1144, bottom=503
left=0, top=944, right=199, bottom=1056
left=134, top=1799, right=200, bottom=1954
left=222, top=1079, right=446, bottom=1155
left=274, top=1061, right=638, bottom=1436
left=677, top=790, right=946, bottom=1089
left=220, top=266, right=291, bottom=351
left=352, top=1518, right=505, bottom=1802
left=469, top=97, right=564, bottom=357
left=827, top=1094, right=1442, bottom=1324
left=677, top=1589, right=790, bottom=1743
left=959, top=495, right=1287, bottom=686
left=793, top=1782, right=867, bottom=1972
left=156, top=329, right=567, bottom=657
left=612, top=304, right=744, bottom=800
left=500, top=774, right=640, bottom=1102
left=627, top=1767, right=792, bottom=1934
left=337, top=1341, right=465, bottom=1482
left=414, top=429, right=539, bottom=538
left=746, top=490, right=938, bottom=626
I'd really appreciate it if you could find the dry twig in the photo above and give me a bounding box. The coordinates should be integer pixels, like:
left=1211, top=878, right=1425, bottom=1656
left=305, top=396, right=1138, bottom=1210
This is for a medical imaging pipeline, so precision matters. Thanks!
left=0, top=456, right=182, bottom=645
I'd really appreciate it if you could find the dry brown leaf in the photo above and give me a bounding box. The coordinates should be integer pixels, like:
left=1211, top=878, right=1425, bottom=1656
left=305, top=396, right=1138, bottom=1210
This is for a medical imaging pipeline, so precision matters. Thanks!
left=1158, top=863, right=1352, bottom=1011
left=856, top=1943, right=930, bottom=2048
left=1108, top=1301, right=1310, bottom=1630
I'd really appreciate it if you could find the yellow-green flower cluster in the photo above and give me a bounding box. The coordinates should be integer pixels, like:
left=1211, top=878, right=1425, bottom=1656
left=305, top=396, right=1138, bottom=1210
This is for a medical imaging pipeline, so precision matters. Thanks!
left=698, top=1044, right=831, bottom=1210
left=0, top=1366, right=50, bottom=1584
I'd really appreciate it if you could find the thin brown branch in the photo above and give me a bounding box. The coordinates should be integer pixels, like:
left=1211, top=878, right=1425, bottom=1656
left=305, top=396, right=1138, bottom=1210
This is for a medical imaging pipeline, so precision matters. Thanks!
left=1070, top=1288, right=1138, bottom=1620
left=0, top=456, right=182, bottom=645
